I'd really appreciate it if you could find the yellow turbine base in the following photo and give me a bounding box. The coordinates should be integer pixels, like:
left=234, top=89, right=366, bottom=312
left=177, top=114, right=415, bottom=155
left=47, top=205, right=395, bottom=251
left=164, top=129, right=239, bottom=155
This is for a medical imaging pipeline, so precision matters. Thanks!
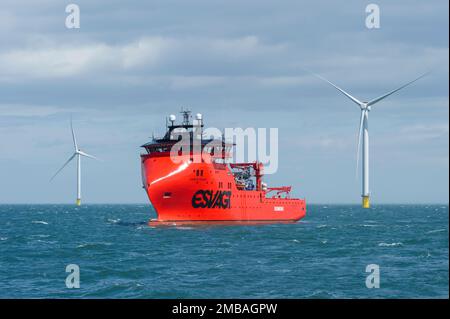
left=362, top=196, right=370, bottom=209
left=76, top=199, right=81, bottom=206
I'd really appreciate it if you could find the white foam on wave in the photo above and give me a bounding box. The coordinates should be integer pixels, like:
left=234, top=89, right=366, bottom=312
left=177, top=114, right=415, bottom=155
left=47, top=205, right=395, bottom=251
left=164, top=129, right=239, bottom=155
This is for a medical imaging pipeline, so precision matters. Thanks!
left=378, top=242, right=403, bottom=247
left=32, top=221, right=49, bottom=225
left=77, top=242, right=113, bottom=249
left=0, top=237, right=7, bottom=241
left=36, top=239, right=57, bottom=244
left=426, top=229, right=447, bottom=234
left=30, top=234, right=50, bottom=239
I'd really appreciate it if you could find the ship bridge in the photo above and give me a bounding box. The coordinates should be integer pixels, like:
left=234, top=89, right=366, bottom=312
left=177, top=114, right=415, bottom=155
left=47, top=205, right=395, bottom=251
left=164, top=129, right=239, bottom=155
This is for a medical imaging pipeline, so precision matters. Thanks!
left=141, top=110, right=233, bottom=160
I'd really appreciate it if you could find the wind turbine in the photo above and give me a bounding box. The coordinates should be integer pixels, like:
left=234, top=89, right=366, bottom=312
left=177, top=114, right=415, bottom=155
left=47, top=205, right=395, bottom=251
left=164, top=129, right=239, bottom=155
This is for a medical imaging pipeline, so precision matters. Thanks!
left=313, top=72, right=429, bottom=208
left=50, top=120, right=100, bottom=206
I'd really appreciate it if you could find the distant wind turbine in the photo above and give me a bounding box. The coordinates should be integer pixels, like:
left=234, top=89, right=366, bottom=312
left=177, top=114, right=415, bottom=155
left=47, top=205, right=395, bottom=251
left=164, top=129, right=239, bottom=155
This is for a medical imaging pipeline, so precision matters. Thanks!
left=312, top=71, right=429, bottom=208
left=50, top=120, right=100, bottom=206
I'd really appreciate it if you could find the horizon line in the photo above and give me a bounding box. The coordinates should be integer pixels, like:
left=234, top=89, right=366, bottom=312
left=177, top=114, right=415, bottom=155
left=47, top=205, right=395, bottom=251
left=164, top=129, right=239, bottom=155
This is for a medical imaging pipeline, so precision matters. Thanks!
left=0, top=202, right=448, bottom=206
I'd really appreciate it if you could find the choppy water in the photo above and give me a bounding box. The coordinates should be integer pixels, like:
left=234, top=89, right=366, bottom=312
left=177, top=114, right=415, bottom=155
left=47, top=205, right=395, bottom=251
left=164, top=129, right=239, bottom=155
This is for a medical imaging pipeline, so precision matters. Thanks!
left=0, top=204, right=448, bottom=298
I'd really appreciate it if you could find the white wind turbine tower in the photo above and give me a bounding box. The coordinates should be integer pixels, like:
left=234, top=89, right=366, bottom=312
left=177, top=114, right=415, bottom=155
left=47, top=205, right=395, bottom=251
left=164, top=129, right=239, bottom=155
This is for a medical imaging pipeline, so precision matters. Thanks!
left=313, top=72, right=429, bottom=208
left=50, top=120, right=100, bottom=206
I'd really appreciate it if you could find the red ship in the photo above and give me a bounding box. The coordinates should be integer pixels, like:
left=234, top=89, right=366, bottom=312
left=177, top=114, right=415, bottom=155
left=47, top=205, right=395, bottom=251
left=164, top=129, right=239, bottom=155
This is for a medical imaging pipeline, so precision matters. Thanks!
left=141, top=110, right=306, bottom=225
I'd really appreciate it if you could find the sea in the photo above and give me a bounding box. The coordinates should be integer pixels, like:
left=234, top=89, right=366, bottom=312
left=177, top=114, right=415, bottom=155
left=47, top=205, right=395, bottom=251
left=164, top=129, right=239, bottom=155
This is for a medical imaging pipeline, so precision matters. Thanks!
left=0, top=204, right=448, bottom=298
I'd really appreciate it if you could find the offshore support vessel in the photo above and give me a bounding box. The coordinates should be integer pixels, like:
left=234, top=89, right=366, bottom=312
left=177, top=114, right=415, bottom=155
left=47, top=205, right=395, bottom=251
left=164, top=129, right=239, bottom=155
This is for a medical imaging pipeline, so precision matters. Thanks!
left=140, top=110, right=306, bottom=225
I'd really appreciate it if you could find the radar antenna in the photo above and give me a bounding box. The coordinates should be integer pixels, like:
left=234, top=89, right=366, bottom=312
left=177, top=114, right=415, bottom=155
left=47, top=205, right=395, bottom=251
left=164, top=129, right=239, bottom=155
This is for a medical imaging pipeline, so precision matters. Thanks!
left=180, top=108, right=191, bottom=126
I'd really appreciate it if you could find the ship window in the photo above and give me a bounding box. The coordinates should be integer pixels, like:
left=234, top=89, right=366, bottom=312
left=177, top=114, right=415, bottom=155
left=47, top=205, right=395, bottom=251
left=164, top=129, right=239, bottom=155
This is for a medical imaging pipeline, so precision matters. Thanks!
left=200, top=170, right=204, bottom=176
left=163, top=192, right=172, bottom=198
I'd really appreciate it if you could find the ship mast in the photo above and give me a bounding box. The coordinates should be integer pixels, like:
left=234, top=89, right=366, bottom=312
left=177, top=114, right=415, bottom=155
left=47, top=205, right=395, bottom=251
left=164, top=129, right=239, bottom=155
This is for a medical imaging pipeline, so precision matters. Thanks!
left=180, top=109, right=191, bottom=126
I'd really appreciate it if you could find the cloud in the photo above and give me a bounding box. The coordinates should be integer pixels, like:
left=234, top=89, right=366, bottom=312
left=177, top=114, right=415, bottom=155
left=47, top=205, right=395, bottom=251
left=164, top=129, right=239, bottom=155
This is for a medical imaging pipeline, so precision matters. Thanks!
left=0, top=37, right=174, bottom=79
left=168, top=76, right=227, bottom=89
left=0, top=104, right=69, bottom=117
left=399, top=123, right=449, bottom=142
left=0, top=36, right=288, bottom=81
left=209, top=36, right=286, bottom=57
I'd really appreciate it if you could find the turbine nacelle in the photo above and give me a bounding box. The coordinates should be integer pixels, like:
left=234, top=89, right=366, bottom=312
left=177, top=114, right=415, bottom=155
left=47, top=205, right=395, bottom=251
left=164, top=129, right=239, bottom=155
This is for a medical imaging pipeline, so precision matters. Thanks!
left=360, top=103, right=370, bottom=111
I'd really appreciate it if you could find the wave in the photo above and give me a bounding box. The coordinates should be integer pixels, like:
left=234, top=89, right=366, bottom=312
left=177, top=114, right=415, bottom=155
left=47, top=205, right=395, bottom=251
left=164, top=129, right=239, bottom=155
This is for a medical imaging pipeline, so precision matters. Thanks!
left=378, top=242, right=403, bottom=247
left=426, top=229, right=447, bottom=234
left=36, top=239, right=57, bottom=245
left=32, top=221, right=48, bottom=225
left=76, top=242, right=113, bottom=249
left=30, top=234, right=50, bottom=238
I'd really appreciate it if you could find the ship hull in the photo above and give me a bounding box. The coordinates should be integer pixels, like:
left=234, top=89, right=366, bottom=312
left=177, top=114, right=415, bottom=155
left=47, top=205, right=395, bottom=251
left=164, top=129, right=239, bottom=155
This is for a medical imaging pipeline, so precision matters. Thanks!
left=141, top=153, right=306, bottom=224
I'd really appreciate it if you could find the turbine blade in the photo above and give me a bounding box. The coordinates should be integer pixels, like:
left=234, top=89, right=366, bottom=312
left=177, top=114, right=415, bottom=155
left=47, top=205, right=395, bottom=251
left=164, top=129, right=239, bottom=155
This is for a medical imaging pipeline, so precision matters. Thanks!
left=356, top=110, right=365, bottom=179
left=50, top=153, right=76, bottom=181
left=312, top=73, right=364, bottom=107
left=367, top=72, right=430, bottom=106
left=78, top=151, right=101, bottom=161
left=71, top=119, right=78, bottom=151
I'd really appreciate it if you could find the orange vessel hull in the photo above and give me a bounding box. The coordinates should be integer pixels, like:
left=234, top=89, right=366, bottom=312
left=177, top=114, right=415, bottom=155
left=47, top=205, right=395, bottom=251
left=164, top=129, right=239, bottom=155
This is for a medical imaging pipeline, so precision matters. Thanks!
left=141, top=153, right=306, bottom=225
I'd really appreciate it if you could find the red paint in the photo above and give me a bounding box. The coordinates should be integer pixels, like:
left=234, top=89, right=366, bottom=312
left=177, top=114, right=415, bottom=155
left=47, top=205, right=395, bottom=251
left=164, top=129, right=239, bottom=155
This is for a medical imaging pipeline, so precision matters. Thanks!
left=141, top=152, right=306, bottom=225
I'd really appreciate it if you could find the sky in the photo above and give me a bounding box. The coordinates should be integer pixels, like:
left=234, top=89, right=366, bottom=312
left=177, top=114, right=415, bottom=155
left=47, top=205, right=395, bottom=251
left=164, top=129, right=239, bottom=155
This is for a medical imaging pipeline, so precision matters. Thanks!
left=0, top=0, right=448, bottom=204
